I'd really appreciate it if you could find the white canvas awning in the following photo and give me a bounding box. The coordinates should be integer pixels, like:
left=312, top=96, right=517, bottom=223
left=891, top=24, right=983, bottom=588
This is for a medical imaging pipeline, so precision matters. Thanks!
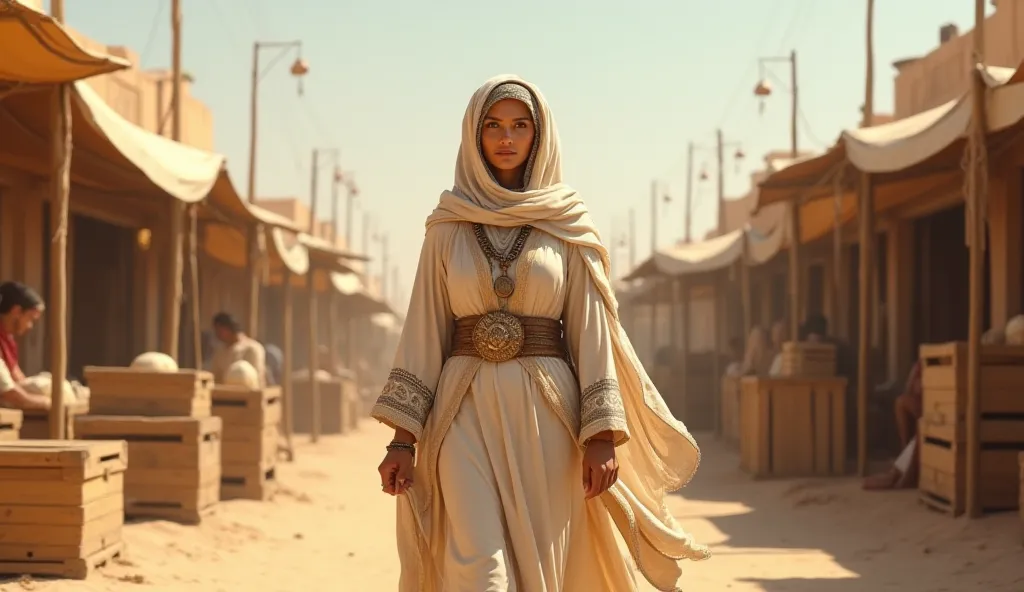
left=73, top=81, right=225, bottom=203
left=758, top=64, right=1024, bottom=209
left=623, top=229, right=745, bottom=281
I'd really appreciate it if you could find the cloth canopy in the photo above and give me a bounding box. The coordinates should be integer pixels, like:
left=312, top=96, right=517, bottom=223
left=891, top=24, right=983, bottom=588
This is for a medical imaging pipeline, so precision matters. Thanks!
left=0, top=0, right=129, bottom=84
left=758, top=64, right=1022, bottom=209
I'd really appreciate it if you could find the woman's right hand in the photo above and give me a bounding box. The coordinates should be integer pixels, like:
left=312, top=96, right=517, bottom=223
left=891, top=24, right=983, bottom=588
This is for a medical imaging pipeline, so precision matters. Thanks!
left=378, top=446, right=415, bottom=496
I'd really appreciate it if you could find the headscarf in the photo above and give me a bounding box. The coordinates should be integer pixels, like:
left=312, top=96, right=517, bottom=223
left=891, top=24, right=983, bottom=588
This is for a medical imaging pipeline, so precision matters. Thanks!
left=476, top=82, right=540, bottom=190
left=425, top=74, right=708, bottom=590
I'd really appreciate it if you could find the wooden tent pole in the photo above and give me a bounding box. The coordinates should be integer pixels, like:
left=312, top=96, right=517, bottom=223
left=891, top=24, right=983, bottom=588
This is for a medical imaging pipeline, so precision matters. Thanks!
left=307, top=270, right=320, bottom=443
left=964, top=0, right=988, bottom=519
left=46, top=85, right=71, bottom=440
left=46, top=0, right=71, bottom=440
left=788, top=204, right=802, bottom=340
left=188, top=205, right=202, bottom=368
left=281, top=271, right=296, bottom=461
left=856, top=174, right=874, bottom=477
left=247, top=226, right=262, bottom=338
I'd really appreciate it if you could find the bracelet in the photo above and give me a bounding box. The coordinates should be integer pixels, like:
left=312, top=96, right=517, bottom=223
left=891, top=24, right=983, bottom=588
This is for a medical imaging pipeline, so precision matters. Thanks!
left=387, top=441, right=416, bottom=458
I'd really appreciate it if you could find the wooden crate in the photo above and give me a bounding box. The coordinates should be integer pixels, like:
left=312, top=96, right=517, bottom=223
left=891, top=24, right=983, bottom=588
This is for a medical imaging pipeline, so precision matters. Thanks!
left=0, top=408, right=22, bottom=441
left=779, top=342, right=837, bottom=377
left=917, top=342, right=1024, bottom=516
left=84, top=366, right=213, bottom=418
left=74, top=415, right=222, bottom=524
left=221, top=464, right=277, bottom=501
left=738, top=377, right=848, bottom=478
left=292, top=377, right=354, bottom=435
left=20, top=398, right=89, bottom=439
left=211, top=385, right=281, bottom=431
left=720, top=375, right=741, bottom=444
left=212, top=386, right=280, bottom=500
left=0, top=440, right=127, bottom=579
left=1019, top=452, right=1024, bottom=537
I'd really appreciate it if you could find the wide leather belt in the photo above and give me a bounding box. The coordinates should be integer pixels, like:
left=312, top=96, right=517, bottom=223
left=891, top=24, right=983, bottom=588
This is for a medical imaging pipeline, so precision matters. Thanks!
left=451, top=312, right=566, bottom=363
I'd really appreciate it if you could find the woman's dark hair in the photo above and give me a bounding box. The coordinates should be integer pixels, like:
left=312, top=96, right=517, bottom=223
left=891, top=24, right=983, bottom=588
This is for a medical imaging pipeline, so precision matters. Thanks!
left=212, top=312, right=242, bottom=333
left=0, top=282, right=44, bottom=314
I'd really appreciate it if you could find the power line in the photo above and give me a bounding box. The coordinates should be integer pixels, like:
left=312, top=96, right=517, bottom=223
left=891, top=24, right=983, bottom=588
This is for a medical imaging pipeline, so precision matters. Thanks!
left=138, top=0, right=166, bottom=65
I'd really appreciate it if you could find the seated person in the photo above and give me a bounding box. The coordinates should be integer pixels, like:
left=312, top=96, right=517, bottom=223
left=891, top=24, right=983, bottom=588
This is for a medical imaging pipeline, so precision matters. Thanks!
left=803, top=313, right=854, bottom=381
left=724, top=337, right=744, bottom=377
left=863, top=360, right=923, bottom=490
left=264, top=343, right=283, bottom=387
left=210, top=312, right=267, bottom=388
left=0, top=282, right=50, bottom=410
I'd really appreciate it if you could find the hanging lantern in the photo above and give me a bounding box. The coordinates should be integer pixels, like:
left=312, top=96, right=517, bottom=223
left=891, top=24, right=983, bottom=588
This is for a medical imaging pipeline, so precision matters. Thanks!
left=662, top=193, right=671, bottom=204
left=734, top=147, right=746, bottom=160
left=290, top=57, right=309, bottom=96
left=699, top=168, right=709, bottom=182
left=290, top=57, right=310, bottom=77
left=753, top=79, right=772, bottom=97
left=334, top=167, right=344, bottom=183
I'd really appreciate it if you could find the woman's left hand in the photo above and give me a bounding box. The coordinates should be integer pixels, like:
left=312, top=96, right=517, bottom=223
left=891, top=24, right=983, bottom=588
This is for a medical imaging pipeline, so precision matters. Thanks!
left=582, top=434, right=618, bottom=499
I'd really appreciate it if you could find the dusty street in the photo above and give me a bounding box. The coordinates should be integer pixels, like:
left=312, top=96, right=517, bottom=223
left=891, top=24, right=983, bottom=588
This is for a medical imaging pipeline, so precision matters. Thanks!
left=3, top=422, right=1023, bottom=592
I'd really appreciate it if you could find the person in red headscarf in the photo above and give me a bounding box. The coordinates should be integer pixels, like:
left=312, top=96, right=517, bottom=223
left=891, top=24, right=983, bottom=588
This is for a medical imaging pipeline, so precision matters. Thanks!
left=0, top=281, right=50, bottom=410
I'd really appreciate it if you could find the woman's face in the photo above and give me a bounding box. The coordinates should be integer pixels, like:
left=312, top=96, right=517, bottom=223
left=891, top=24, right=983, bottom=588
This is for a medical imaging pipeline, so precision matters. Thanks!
left=480, top=99, right=535, bottom=172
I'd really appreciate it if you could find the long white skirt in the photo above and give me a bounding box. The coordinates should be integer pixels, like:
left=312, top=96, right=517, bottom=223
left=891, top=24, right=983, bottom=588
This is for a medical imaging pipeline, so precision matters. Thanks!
left=435, top=361, right=636, bottom=591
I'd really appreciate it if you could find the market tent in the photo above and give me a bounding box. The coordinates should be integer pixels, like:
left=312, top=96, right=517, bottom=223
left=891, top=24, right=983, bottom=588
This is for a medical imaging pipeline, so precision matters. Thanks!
left=0, top=0, right=129, bottom=84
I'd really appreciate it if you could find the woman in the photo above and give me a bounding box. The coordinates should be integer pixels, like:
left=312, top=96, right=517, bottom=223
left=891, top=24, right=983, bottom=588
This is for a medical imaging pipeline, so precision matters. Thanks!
left=0, top=281, right=50, bottom=410
left=371, top=76, right=707, bottom=592
left=740, top=326, right=772, bottom=377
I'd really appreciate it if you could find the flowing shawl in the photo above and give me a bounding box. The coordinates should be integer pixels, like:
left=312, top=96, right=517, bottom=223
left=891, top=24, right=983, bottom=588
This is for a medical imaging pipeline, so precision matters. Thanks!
left=406, top=74, right=709, bottom=591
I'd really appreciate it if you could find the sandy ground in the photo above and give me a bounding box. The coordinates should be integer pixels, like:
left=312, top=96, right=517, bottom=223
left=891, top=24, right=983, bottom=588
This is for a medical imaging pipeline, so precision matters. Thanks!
left=3, top=422, right=1024, bottom=592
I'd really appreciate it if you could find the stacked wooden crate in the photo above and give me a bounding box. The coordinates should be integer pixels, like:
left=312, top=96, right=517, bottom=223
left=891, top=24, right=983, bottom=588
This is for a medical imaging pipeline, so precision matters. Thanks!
left=0, top=440, right=127, bottom=579
left=293, top=377, right=353, bottom=435
left=918, top=342, right=1024, bottom=516
left=75, top=367, right=221, bottom=524
left=212, top=385, right=281, bottom=500
left=0, top=408, right=22, bottom=440
left=738, top=376, right=847, bottom=478
left=20, top=398, right=89, bottom=439
left=779, top=342, right=837, bottom=377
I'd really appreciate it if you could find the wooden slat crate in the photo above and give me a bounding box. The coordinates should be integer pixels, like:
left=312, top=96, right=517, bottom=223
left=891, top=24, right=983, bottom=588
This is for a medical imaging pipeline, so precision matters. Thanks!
left=83, top=367, right=213, bottom=418
left=0, top=440, right=127, bottom=579
left=212, top=386, right=281, bottom=500
left=293, top=377, right=354, bottom=435
left=917, top=342, right=1024, bottom=516
left=20, top=398, right=89, bottom=439
left=1019, top=452, right=1024, bottom=539
left=0, top=408, right=22, bottom=441
left=779, top=342, right=837, bottom=377
left=74, top=415, right=221, bottom=524
left=738, top=377, right=848, bottom=478
left=720, top=375, right=741, bottom=444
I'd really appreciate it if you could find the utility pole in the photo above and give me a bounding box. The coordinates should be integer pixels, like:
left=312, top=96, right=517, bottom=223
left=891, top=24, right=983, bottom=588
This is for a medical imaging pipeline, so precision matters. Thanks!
left=309, top=148, right=320, bottom=234
left=685, top=142, right=694, bottom=243
left=716, top=130, right=725, bottom=235
left=345, top=178, right=358, bottom=250
left=649, top=180, right=657, bottom=253
left=628, top=208, right=636, bottom=270
left=161, top=0, right=185, bottom=361
left=330, top=166, right=341, bottom=245
left=380, top=233, right=389, bottom=301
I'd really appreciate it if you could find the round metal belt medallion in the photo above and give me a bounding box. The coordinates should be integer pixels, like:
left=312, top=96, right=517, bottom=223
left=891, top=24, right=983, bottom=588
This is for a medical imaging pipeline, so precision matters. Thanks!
left=472, top=311, right=525, bottom=363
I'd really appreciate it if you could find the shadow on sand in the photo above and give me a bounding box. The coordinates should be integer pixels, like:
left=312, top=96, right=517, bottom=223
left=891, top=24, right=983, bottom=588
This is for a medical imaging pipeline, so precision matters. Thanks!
left=673, top=432, right=1024, bottom=592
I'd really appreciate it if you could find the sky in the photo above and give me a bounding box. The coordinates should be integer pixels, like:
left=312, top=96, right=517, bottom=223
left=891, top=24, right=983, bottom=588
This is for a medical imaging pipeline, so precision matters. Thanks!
left=59, top=0, right=982, bottom=311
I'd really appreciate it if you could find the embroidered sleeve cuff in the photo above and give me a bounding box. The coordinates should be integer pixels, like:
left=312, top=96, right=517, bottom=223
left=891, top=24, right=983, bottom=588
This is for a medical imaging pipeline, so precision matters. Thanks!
left=579, top=378, right=630, bottom=446
left=370, top=368, right=436, bottom=441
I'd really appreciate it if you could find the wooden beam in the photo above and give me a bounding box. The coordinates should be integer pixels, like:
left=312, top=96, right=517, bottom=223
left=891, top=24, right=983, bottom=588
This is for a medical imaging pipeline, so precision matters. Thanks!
left=280, top=271, right=296, bottom=462
left=856, top=173, right=874, bottom=477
